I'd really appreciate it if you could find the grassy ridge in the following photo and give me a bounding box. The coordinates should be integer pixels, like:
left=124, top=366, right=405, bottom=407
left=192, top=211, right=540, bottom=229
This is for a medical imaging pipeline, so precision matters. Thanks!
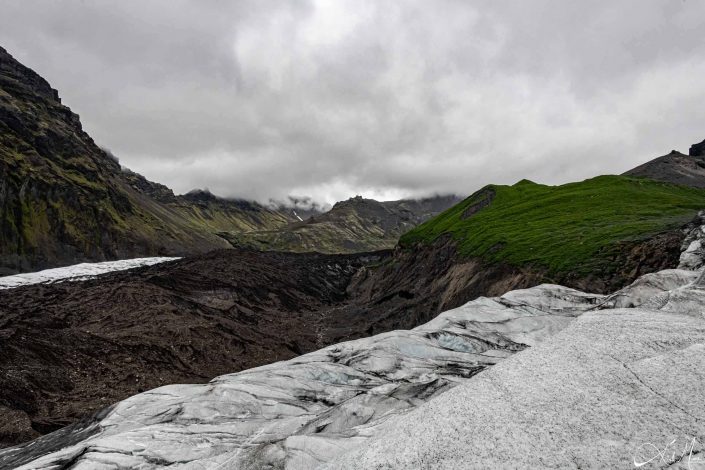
left=399, top=175, right=705, bottom=275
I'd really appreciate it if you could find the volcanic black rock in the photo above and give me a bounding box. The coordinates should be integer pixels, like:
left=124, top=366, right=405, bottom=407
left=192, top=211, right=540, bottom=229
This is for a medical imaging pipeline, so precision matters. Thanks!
left=690, top=138, right=705, bottom=157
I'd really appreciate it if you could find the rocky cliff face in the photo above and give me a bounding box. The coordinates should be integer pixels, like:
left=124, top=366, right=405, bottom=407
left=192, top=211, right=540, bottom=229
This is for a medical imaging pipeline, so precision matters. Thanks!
left=1, top=45, right=134, bottom=273
left=690, top=138, right=705, bottom=157
left=0, top=46, right=294, bottom=274
left=223, top=194, right=461, bottom=254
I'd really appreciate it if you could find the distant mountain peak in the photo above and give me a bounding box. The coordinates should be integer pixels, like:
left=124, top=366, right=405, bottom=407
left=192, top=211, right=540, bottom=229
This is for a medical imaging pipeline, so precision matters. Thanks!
left=183, top=188, right=217, bottom=201
left=0, top=46, right=61, bottom=104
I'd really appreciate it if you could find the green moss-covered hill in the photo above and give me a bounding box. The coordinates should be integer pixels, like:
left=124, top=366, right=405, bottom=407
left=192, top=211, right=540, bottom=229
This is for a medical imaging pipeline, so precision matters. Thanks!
left=400, top=175, right=705, bottom=277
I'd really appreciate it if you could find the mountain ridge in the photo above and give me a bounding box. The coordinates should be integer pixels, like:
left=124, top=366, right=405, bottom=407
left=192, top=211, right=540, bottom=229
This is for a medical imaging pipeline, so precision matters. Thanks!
left=623, top=148, right=705, bottom=188
left=223, top=193, right=462, bottom=254
left=0, top=46, right=455, bottom=273
left=401, top=175, right=705, bottom=277
left=0, top=46, right=304, bottom=273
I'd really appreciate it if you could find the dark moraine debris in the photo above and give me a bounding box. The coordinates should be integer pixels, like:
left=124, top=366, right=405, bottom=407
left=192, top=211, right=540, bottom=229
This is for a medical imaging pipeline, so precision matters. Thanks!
left=0, top=249, right=390, bottom=448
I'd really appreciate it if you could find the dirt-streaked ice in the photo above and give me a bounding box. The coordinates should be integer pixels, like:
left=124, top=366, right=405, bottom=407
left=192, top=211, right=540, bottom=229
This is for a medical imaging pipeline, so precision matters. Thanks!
left=327, top=274, right=705, bottom=469
left=0, top=257, right=179, bottom=289
left=0, top=282, right=605, bottom=469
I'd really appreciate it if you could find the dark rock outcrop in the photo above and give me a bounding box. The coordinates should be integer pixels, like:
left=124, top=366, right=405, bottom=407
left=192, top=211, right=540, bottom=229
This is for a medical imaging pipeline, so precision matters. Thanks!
left=461, top=187, right=495, bottom=219
left=690, top=138, right=705, bottom=156
left=119, top=168, right=176, bottom=203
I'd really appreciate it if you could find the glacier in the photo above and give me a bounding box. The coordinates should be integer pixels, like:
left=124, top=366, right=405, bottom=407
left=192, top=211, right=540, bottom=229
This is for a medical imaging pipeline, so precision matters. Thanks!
left=1, top=219, right=704, bottom=469
left=0, top=257, right=179, bottom=290
left=2, top=266, right=704, bottom=468
left=0, top=282, right=604, bottom=469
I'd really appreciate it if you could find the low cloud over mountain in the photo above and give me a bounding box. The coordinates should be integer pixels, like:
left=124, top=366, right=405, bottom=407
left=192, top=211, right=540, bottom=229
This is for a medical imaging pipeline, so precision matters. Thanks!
left=2, top=1, right=705, bottom=203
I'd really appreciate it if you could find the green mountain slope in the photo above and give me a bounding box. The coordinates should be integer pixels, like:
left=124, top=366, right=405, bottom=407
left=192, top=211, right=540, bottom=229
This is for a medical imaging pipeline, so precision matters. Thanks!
left=222, top=195, right=461, bottom=254
left=400, top=175, right=705, bottom=277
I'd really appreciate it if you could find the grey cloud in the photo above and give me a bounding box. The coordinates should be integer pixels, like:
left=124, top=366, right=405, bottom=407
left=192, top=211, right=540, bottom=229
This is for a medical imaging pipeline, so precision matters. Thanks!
left=1, top=0, right=704, bottom=203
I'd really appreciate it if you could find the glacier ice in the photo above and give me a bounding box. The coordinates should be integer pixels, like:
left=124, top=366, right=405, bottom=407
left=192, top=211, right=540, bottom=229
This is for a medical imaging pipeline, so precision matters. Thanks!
left=0, top=257, right=179, bottom=290
left=2, top=226, right=705, bottom=468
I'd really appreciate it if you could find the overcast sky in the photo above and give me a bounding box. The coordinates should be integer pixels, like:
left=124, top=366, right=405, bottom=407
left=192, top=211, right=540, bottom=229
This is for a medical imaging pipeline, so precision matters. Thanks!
left=2, top=1, right=705, bottom=204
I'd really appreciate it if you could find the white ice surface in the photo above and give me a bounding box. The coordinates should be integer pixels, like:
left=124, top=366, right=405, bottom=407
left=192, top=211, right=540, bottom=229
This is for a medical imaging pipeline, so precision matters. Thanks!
left=328, top=276, right=705, bottom=469
left=0, top=257, right=179, bottom=289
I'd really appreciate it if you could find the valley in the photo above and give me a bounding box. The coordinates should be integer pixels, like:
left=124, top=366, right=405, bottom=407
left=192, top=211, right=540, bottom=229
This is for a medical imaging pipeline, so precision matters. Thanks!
left=1, top=194, right=704, bottom=449
left=223, top=194, right=461, bottom=254
left=2, top=220, right=704, bottom=468
left=0, top=45, right=455, bottom=274
left=1, top=26, right=705, bottom=470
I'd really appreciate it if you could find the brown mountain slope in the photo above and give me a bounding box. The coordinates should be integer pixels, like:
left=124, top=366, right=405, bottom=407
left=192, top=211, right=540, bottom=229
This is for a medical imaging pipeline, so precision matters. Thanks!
left=623, top=148, right=705, bottom=188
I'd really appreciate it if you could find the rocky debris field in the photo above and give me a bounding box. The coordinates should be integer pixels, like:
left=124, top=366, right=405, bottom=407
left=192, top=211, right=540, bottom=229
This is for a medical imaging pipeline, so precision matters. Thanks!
left=0, top=249, right=390, bottom=447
